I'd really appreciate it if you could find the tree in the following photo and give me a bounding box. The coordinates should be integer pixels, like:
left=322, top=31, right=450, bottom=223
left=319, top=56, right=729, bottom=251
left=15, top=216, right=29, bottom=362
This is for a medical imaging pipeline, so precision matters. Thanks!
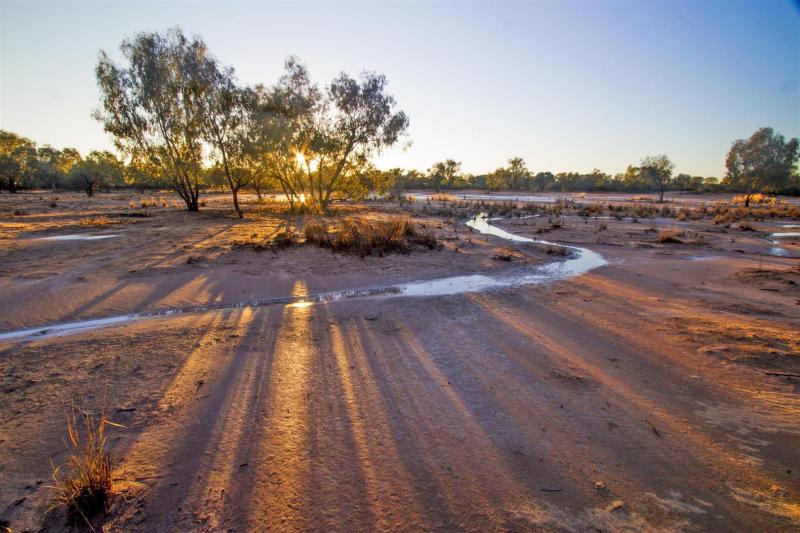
left=303, top=71, right=408, bottom=211
left=674, top=173, right=691, bottom=191
left=0, top=130, right=37, bottom=193
left=185, top=49, right=254, bottom=218
left=429, top=159, right=462, bottom=190
left=67, top=150, right=123, bottom=196
left=532, top=171, right=555, bottom=191
left=639, top=155, right=674, bottom=202
left=35, top=146, right=63, bottom=189
left=248, top=59, right=321, bottom=212
left=724, top=127, right=799, bottom=206
left=247, top=58, right=408, bottom=213
left=95, top=28, right=207, bottom=211
left=487, top=157, right=531, bottom=190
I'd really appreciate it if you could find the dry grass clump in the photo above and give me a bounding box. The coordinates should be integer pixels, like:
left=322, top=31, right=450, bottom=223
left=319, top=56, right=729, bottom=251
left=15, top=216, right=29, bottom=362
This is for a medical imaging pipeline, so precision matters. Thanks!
left=49, top=409, right=120, bottom=525
left=430, top=193, right=457, bottom=203
left=272, top=230, right=298, bottom=248
left=234, top=230, right=298, bottom=251
left=304, top=217, right=438, bottom=257
left=657, top=229, right=684, bottom=243
left=80, top=216, right=121, bottom=227
left=542, top=244, right=571, bottom=256
left=714, top=211, right=735, bottom=226
left=738, top=221, right=756, bottom=231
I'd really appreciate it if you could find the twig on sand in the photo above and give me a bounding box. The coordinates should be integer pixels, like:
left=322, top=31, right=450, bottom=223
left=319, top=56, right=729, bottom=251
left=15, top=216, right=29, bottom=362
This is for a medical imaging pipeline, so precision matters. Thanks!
left=646, top=419, right=661, bottom=437
left=765, top=371, right=800, bottom=379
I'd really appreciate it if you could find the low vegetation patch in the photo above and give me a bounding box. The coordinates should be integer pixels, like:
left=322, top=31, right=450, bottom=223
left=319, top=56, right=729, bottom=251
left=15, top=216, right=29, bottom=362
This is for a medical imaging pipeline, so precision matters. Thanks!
left=657, top=229, right=684, bottom=243
left=732, top=193, right=776, bottom=206
left=49, top=409, right=120, bottom=526
left=304, top=217, right=438, bottom=257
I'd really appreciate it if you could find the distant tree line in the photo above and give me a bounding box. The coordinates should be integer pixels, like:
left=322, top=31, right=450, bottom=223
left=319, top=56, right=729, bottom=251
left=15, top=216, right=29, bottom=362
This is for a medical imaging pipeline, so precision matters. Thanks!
left=361, top=128, right=798, bottom=204
left=0, top=130, right=126, bottom=196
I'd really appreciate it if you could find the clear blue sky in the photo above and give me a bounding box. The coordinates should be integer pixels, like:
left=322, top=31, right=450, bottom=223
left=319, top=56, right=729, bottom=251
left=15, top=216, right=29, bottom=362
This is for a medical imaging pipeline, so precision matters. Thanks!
left=1, top=1, right=798, bottom=177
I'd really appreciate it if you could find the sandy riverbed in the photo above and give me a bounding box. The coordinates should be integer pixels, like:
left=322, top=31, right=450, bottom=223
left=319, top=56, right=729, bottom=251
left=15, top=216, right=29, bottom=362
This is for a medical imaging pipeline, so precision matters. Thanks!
left=0, top=191, right=798, bottom=531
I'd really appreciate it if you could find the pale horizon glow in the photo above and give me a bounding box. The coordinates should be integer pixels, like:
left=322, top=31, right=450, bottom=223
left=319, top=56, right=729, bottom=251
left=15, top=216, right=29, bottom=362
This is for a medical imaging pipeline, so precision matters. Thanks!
left=1, top=1, right=799, bottom=178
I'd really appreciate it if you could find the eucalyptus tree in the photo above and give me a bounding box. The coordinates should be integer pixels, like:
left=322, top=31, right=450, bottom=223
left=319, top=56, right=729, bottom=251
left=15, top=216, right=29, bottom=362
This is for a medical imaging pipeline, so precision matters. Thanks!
left=67, top=150, right=123, bottom=196
left=639, top=155, right=674, bottom=202
left=0, top=130, right=37, bottom=193
left=429, top=159, right=462, bottom=190
left=33, top=146, right=83, bottom=190
left=725, top=127, right=799, bottom=206
left=301, top=71, right=408, bottom=211
left=248, top=59, right=321, bottom=212
left=94, top=28, right=207, bottom=211
left=35, top=146, right=63, bottom=189
left=487, top=157, right=531, bottom=190
left=183, top=48, right=257, bottom=218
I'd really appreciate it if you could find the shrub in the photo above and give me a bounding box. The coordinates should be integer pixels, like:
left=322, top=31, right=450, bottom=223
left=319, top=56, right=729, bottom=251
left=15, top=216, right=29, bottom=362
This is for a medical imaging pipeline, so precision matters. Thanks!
left=738, top=222, right=755, bottom=231
left=304, top=217, right=438, bottom=257
left=272, top=230, right=298, bottom=248
left=714, top=212, right=734, bottom=226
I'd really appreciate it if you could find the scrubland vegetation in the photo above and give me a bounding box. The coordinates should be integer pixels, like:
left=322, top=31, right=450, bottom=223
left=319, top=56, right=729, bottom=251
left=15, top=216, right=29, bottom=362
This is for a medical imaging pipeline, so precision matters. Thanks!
left=233, top=216, right=439, bottom=257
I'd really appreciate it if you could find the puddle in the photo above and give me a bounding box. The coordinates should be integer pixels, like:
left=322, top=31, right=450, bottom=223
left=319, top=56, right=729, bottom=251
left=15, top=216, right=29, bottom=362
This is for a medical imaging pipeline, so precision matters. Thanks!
left=686, top=255, right=724, bottom=261
left=769, top=247, right=789, bottom=257
left=0, top=215, right=606, bottom=342
left=37, top=234, right=121, bottom=241
left=771, top=232, right=800, bottom=238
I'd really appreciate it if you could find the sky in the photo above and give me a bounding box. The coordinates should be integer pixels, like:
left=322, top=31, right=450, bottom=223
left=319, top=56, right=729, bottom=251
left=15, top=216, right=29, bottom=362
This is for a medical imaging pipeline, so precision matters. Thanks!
left=1, top=1, right=798, bottom=177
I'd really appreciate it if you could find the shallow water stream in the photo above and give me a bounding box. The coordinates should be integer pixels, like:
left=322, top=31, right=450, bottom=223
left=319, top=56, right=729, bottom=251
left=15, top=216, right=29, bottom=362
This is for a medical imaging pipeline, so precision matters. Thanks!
left=0, top=215, right=606, bottom=342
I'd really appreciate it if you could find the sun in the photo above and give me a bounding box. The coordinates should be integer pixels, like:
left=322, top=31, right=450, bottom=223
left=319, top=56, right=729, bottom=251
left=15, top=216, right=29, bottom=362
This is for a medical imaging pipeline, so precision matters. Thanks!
left=294, top=151, right=306, bottom=167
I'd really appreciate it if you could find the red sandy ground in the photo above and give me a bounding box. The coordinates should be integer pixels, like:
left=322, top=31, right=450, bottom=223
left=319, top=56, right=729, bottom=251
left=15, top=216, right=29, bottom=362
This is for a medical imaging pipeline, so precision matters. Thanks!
left=0, top=191, right=798, bottom=532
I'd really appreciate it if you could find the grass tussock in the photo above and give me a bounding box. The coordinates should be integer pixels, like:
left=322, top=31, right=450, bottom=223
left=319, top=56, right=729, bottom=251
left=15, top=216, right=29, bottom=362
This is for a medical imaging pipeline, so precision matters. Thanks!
left=49, top=408, right=120, bottom=525
left=542, top=244, right=571, bottom=256
left=657, top=229, right=684, bottom=244
left=304, top=217, right=438, bottom=257
left=234, top=230, right=299, bottom=251
left=80, top=216, right=121, bottom=227
left=429, top=193, right=458, bottom=203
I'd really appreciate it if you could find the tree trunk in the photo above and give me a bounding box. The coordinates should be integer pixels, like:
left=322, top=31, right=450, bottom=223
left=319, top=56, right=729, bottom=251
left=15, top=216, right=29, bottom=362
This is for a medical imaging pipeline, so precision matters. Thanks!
left=8, top=179, right=17, bottom=193
left=232, top=188, right=243, bottom=219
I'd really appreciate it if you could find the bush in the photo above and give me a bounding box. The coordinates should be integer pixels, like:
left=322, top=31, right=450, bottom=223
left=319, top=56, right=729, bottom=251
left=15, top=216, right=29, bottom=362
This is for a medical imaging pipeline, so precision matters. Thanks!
left=657, top=229, right=683, bottom=243
left=304, top=217, right=438, bottom=257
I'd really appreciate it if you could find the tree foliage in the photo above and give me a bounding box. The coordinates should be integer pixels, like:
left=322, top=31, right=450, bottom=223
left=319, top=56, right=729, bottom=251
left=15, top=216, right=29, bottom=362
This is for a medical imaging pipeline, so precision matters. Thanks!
left=67, top=151, right=124, bottom=196
left=428, top=159, right=462, bottom=190
left=95, top=28, right=207, bottom=211
left=724, top=127, right=799, bottom=206
left=0, top=130, right=37, bottom=193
